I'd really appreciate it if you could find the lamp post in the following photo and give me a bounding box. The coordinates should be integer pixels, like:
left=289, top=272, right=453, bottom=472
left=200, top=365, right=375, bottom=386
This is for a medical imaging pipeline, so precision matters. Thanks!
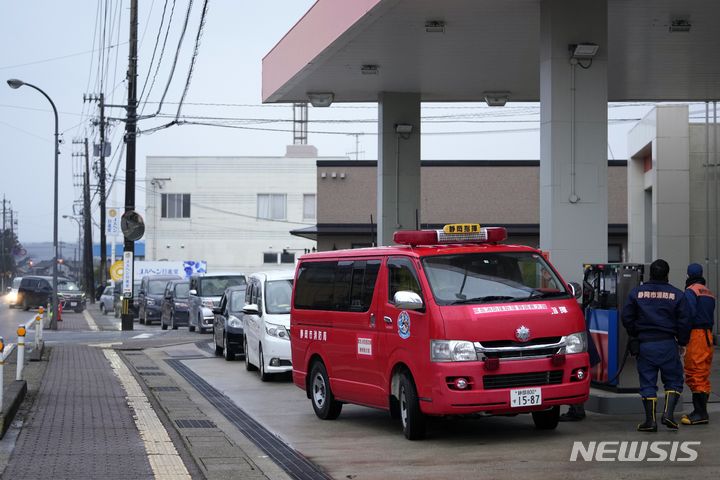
left=7, top=78, right=60, bottom=330
left=63, top=215, right=82, bottom=282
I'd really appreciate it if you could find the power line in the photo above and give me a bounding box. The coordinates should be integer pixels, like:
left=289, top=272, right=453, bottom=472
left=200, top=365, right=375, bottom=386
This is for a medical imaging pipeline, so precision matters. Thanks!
left=155, top=0, right=195, bottom=115
left=175, top=0, right=209, bottom=119
left=138, top=0, right=171, bottom=108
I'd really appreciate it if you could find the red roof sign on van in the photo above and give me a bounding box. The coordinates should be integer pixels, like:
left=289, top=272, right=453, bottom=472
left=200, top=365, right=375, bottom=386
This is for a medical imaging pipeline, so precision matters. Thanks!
left=394, top=224, right=507, bottom=246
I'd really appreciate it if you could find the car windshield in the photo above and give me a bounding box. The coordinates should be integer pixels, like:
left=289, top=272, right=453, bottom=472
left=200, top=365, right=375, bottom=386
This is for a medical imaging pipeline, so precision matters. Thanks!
left=58, top=281, right=80, bottom=292
left=229, top=289, right=246, bottom=313
left=265, top=280, right=293, bottom=314
left=148, top=280, right=169, bottom=295
left=200, top=276, right=246, bottom=297
left=421, top=252, right=569, bottom=306
left=174, top=283, right=190, bottom=298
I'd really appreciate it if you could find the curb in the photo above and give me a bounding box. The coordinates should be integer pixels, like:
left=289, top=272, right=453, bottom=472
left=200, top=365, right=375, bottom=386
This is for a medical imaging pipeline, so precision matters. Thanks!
left=0, top=380, right=27, bottom=439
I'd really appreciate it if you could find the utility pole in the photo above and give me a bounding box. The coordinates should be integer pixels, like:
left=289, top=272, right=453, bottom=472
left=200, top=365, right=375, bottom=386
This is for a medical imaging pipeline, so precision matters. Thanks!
left=84, top=92, right=108, bottom=288
left=121, top=0, right=138, bottom=331
left=1, top=196, right=6, bottom=291
left=83, top=138, right=95, bottom=302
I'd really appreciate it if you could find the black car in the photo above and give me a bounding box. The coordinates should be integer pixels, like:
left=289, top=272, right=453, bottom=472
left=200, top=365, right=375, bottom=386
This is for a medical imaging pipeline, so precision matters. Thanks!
left=17, top=276, right=86, bottom=312
left=213, top=285, right=247, bottom=361
left=138, top=275, right=182, bottom=325
left=160, top=280, right=190, bottom=330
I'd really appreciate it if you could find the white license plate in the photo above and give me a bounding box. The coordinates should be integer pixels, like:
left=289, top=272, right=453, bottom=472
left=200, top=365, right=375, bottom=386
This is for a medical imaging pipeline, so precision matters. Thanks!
left=510, top=387, right=542, bottom=408
left=69, top=302, right=77, bottom=307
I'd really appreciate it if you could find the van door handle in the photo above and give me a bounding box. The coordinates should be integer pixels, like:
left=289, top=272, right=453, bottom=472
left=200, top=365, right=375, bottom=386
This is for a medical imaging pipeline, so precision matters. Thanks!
left=370, top=314, right=376, bottom=327
left=384, top=316, right=393, bottom=325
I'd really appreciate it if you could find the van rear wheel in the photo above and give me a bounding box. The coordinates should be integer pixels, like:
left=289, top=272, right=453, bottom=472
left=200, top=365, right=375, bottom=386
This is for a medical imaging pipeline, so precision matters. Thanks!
left=399, top=372, right=425, bottom=440
left=532, top=406, right=560, bottom=430
left=309, top=362, right=342, bottom=420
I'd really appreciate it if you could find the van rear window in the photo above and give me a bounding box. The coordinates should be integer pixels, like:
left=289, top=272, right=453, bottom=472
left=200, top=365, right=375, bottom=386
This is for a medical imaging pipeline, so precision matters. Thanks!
left=294, top=260, right=380, bottom=312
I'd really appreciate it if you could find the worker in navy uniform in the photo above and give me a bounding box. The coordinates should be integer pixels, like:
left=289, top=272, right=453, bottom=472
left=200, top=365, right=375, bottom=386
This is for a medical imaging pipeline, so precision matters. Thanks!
left=621, top=259, right=690, bottom=432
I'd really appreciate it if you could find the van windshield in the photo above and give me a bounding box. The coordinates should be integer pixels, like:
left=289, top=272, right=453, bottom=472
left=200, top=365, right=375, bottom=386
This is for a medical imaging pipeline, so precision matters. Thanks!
left=265, top=280, right=293, bottom=314
left=199, top=276, right=246, bottom=297
left=421, top=252, right=569, bottom=306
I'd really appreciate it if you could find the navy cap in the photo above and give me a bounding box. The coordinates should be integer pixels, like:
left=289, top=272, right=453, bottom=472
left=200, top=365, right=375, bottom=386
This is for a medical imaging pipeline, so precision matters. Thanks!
left=687, top=263, right=703, bottom=277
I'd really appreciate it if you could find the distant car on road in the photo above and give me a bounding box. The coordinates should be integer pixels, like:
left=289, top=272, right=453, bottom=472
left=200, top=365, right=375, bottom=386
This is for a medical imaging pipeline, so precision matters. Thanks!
left=58, top=279, right=86, bottom=313
left=243, top=270, right=294, bottom=381
left=212, top=285, right=247, bottom=361
left=138, top=275, right=182, bottom=325
left=99, top=285, right=115, bottom=314
left=160, top=280, right=190, bottom=330
left=188, top=273, right=246, bottom=333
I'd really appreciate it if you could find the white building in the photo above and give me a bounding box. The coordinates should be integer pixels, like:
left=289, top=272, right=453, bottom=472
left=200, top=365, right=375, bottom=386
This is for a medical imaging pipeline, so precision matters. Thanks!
left=145, top=145, right=345, bottom=273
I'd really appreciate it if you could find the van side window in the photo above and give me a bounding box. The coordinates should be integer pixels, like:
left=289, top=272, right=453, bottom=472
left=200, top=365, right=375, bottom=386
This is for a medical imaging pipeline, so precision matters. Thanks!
left=294, top=260, right=381, bottom=312
left=388, top=258, right=422, bottom=304
left=349, top=260, right=381, bottom=312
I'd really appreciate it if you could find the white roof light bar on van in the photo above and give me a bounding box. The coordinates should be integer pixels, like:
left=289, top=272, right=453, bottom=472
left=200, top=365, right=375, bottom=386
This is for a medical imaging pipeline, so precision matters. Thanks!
left=394, top=224, right=507, bottom=246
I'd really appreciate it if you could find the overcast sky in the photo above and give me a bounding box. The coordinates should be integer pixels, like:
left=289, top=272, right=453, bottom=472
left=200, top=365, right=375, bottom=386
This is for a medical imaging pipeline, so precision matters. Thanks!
left=0, top=0, right=683, bottom=245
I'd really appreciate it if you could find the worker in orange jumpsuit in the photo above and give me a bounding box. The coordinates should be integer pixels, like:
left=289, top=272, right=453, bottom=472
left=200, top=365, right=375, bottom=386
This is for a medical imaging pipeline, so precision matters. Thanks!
left=682, top=263, right=716, bottom=425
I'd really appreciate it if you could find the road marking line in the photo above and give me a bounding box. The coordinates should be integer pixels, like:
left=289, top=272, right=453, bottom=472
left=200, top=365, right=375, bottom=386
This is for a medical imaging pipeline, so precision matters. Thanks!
left=103, top=349, right=191, bottom=479
left=132, top=333, right=154, bottom=339
left=82, top=310, right=100, bottom=331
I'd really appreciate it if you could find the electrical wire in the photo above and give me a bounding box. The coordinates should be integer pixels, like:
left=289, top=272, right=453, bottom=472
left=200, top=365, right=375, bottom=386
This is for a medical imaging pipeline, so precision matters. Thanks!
left=155, top=0, right=195, bottom=115
left=175, top=0, right=209, bottom=119
left=138, top=0, right=171, bottom=108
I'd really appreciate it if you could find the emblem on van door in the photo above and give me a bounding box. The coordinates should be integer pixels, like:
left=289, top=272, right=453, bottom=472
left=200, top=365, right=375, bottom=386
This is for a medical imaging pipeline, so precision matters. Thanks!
left=515, top=325, right=531, bottom=342
left=398, top=311, right=411, bottom=340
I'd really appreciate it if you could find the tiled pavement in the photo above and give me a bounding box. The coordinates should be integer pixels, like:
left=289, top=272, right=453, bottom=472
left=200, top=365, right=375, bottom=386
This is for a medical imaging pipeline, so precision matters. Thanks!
left=2, top=345, right=155, bottom=479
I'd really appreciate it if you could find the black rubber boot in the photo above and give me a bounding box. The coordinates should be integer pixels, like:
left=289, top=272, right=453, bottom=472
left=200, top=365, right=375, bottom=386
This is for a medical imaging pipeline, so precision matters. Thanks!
left=637, top=397, right=657, bottom=432
left=661, top=390, right=681, bottom=430
left=681, top=392, right=709, bottom=425
left=559, top=404, right=586, bottom=422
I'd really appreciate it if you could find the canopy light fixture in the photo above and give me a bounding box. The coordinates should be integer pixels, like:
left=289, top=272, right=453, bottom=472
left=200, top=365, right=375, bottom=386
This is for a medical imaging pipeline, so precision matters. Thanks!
left=669, top=19, right=691, bottom=33
left=483, top=92, right=510, bottom=107
left=360, top=64, right=379, bottom=75
left=425, top=20, right=445, bottom=33
left=307, top=92, right=334, bottom=107
left=569, top=43, right=599, bottom=59
left=395, top=123, right=413, bottom=134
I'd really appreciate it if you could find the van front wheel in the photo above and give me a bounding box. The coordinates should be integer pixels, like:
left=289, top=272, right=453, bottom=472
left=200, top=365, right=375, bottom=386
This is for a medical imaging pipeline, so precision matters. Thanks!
left=532, top=406, right=560, bottom=430
left=309, top=362, right=342, bottom=420
left=399, top=372, right=426, bottom=440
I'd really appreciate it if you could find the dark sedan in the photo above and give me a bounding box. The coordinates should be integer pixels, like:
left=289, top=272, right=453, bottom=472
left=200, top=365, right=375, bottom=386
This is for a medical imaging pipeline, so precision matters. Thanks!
left=213, top=285, right=247, bottom=361
left=161, top=280, right=190, bottom=330
left=139, top=275, right=182, bottom=325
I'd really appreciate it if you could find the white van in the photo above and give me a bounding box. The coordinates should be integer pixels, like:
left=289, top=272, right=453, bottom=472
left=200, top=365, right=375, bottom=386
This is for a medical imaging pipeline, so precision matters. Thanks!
left=243, top=270, right=294, bottom=381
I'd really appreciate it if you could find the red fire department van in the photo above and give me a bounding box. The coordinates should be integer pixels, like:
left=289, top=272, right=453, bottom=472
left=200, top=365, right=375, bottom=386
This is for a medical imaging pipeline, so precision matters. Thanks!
left=290, top=224, right=590, bottom=440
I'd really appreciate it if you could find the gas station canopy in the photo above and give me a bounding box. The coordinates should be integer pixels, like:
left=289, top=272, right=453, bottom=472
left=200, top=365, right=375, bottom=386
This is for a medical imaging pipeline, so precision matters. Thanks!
left=263, top=0, right=720, bottom=104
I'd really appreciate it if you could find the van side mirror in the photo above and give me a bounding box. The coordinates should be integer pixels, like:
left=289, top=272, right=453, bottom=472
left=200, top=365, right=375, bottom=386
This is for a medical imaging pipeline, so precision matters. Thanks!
left=212, top=307, right=223, bottom=315
left=243, top=304, right=259, bottom=315
left=393, top=291, right=424, bottom=310
left=568, top=282, right=582, bottom=299
left=189, top=289, right=197, bottom=296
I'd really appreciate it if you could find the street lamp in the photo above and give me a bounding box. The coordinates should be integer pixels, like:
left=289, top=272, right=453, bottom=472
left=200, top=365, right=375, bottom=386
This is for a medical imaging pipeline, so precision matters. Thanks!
left=63, top=215, right=82, bottom=281
left=7, top=78, right=60, bottom=330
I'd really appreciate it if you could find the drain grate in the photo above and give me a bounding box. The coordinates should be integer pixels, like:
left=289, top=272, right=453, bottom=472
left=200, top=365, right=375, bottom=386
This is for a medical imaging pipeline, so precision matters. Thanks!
left=166, top=359, right=333, bottom=480
left=152, top=386, right=181, bottom=392
left=175, top=419, right=217, bottom=429
left=139, top=371, right=166, bottom=376
left=135, top=366, right=161, bottom=371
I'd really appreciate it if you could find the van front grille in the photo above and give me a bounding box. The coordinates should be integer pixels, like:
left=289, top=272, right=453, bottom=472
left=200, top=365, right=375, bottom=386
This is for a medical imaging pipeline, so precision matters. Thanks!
left=483, top=371, right=563, bottom=390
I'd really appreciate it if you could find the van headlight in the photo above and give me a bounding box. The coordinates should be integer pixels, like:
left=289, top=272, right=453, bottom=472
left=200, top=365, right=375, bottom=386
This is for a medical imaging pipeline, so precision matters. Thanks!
left=146, top=298, right=155, bottom=306
left=265, top=322, right=289, bottom=340
left=431, top=340, right=478, bottom=362
left=564, top=332, right=587, bottom=354
left=228, top=315, right=242, bottom=329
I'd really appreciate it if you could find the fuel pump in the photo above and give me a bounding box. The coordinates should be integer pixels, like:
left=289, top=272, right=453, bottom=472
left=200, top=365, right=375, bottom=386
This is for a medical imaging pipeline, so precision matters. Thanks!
left=584, top=263, right=645, bottom=392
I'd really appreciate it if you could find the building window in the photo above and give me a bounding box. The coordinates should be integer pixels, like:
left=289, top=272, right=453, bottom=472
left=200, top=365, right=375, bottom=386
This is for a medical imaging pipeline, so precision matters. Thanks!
left=161, top=194, right=191, bottom=218
left=280, top=251, right=295, bottom=264
left=263, top=252, right=278, bottom=264
left=257, top=194, right=287, bottom=220
left=303, top=194, right=316, bottom=220
left=608, top=244, right=623, bottom=263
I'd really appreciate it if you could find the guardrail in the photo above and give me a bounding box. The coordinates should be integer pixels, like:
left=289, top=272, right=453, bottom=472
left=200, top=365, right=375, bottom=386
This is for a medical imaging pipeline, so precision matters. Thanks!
left=0, top=308, right=45, bottom=412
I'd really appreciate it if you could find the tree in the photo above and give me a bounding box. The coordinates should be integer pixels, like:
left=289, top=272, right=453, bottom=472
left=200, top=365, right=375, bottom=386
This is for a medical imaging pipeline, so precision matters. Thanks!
left=1, top=228, right=21, bottom=283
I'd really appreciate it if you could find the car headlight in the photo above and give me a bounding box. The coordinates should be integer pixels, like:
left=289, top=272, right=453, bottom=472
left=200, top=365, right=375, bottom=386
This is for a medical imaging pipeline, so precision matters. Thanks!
left=265, top=322, right=289, bottom=340
left=175, top=301, right=188, bottom=309
left=146, top=298, right=156, bottom=306
left=202, top=299, right=214, bottom=308
left=431, top=340, right=478, bottom=362
left=564, top=332, right=588, bottom=354
left=228, top=315, right=242, bottom=329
